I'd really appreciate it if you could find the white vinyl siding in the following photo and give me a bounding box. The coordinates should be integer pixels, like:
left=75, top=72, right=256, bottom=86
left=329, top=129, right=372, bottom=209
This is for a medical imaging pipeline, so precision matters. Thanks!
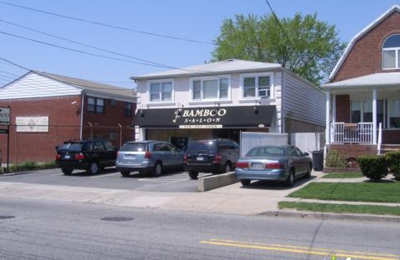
left=282, top=71, right=325, bottom=129
left=0, top=72, right=82, bottom=100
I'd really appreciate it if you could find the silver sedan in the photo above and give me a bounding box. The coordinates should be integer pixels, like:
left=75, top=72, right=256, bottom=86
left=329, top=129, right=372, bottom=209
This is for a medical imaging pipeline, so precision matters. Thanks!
left=235, top=145, right=312, bottom=187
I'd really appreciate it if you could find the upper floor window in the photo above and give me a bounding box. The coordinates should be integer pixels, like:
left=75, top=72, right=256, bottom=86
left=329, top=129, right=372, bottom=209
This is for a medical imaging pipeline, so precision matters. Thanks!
left=190, top=76, right=230, bottom=101
left=382, top=34, right=400, bottom=69
left=124, top=102, right=132, bottom=117
left=88, top=97, right=104, bottom=113
left=149, top=80, right=173, bottom=102
left=241, top=73, right=273, bottom=99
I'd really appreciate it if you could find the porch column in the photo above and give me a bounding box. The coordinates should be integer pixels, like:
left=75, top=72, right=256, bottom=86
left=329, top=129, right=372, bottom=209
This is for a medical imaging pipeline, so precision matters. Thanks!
left=325, top=90, right=331, bottom=144
left=372, top=88, right=377, bottom=144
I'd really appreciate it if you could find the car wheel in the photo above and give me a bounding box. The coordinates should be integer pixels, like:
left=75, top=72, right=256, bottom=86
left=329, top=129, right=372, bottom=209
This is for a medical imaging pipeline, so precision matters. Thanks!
left=62, top=168, right=73, bottom=175
left=240, top=179, right=251, bottom=186
left=120, top=171, right=131, bottom=177
left=285, top=169, right=295, bottom=187
left=152, top=162, right=162, bottom=177
left=88, top=162, right=99, bottom=175
left=223, top=162, right=232, bottom=173
left=305, top=163, right=312, bottom=179
left=188, top=171, right=198, bottom=180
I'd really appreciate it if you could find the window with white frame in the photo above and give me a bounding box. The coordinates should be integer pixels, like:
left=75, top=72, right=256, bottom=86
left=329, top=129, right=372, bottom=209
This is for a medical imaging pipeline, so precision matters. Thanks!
left=242, top=73, right=272, bottom=98
left=351, top=100, right=387, bottom=128
left=382, top=34, right=400, bottom=69
left=191, top=77, right=230, bottom=101
left=149, top=80, right=173, bottom=102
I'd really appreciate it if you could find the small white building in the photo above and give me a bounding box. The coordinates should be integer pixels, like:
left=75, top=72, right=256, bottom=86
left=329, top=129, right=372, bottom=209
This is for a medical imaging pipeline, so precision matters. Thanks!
left=131, top=59, right=325, bottom=149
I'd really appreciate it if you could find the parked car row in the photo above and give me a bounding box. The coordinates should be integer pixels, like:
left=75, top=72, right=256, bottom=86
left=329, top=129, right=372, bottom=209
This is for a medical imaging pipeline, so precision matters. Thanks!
left=55, top=138, right=241, bottom=179
left=55, top=138, right=312, bottom=187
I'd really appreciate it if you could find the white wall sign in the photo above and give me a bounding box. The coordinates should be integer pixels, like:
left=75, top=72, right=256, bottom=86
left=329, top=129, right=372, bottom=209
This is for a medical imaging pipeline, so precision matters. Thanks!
left=16, top=116, right=49, bottom=132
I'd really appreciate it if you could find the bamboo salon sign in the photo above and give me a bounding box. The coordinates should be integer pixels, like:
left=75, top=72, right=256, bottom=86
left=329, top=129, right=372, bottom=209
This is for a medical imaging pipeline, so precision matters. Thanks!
left=133, top=105, right=275, bottom=129
left=173, top=108, right=226, bottom=129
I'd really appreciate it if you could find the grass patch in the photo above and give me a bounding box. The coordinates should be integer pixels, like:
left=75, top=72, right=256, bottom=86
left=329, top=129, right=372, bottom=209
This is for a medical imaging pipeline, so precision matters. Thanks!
left=322, top=172, right=363, bottom=179
left=278, top=201, right=400, bottom=216
left=1, top=161, right=56, bottom=173
left=288, top=182, right=400, bottom=203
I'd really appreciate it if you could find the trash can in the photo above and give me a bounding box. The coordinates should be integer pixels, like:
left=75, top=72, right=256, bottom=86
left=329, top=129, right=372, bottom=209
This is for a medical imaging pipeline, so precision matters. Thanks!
left=312, top=150, right=324, bottom=171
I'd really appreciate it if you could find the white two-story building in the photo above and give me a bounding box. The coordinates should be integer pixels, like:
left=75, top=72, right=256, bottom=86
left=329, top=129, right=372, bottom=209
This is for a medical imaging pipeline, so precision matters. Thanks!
left=131, top=59, right=325, bottom=150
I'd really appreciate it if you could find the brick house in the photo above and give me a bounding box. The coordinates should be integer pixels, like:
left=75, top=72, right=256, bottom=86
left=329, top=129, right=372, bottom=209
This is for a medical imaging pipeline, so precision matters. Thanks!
left=0, top=70, right=137, bottom=164
left=322, top=5, right=400, bottom=162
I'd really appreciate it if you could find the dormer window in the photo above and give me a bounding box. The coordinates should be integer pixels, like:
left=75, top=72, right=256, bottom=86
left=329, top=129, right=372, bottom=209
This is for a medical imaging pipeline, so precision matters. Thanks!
left=382, top=34, right=400, bottom=69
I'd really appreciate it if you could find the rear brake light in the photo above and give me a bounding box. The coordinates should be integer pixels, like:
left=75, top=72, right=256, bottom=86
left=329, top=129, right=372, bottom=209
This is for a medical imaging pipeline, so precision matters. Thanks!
left=265, top=162, right=283, bottom=169
left=183, top=154, right=187, bottom=163
left=55, top=154, right=61, bottom=160
left=213, top=153, right=222, bottom=163
left=144, top=151, right=151, bottom=159
left=74, top=153, right=85, bottom=160
left=236, top=162, right=249, bottom=168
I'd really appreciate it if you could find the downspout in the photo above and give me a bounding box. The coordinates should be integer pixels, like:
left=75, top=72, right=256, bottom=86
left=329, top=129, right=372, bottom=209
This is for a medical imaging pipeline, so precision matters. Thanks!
left=80, top=92, right=84, bottom=139
left=372, top=88, right=377, bottom=144
left=281, top=69, right=285, bottom=134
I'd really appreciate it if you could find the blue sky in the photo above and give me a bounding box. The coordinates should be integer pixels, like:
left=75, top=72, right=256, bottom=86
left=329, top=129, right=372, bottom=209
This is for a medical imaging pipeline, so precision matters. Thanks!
left=1, top=0, right=399, bottom=89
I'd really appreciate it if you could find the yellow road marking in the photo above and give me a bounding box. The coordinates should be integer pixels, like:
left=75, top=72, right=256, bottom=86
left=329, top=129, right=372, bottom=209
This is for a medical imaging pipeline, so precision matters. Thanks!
left=200, top=239, right=399, bottom=260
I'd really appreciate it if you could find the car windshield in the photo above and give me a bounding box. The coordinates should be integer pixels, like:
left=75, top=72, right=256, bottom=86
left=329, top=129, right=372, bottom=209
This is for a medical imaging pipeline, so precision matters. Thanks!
left=186, top=141, right=217, bottom=154
left=57, top=142, right=83, bottom=152
left=120, top=143, right=147, bottom=152
left=246, top=146, right=286, bottom=157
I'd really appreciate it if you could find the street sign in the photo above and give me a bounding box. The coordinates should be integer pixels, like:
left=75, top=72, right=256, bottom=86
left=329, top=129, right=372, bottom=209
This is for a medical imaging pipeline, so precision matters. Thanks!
left=0, top=107, right=11, bottom=126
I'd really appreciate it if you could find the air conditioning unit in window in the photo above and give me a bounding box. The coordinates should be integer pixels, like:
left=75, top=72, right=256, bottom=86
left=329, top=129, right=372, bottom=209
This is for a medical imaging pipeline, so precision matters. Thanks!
left=258, top=89, right=269, bottom=98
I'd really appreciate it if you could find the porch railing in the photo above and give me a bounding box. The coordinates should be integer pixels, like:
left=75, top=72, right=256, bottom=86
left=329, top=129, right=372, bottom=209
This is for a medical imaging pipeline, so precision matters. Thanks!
left=331, top=122, right=373, bottom=144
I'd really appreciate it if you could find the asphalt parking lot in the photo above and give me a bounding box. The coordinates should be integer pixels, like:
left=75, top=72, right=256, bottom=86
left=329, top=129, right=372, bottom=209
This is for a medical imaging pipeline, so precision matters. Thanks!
left=0, top=167, right=215, bottom=193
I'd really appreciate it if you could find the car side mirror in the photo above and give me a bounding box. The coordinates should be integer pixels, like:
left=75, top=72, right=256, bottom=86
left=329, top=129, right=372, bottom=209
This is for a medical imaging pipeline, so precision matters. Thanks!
left=303, top=152, right=309, bottom=156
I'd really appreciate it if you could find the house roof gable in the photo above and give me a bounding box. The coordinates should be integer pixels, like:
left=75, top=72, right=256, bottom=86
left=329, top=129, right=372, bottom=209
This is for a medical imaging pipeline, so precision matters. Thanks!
left=329, top=5, right=400, bottom=81
left=0, top=70, right=136, bottom=102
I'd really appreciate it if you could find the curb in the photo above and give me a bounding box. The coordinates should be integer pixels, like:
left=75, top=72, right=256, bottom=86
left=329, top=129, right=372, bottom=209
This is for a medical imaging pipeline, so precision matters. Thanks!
left=259, top=210, right=400, bottom=222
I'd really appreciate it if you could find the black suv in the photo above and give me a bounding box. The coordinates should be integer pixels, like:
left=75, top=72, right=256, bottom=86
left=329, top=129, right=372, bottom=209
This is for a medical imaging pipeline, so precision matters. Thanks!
left=55, top=139, right=117, bottom=175
left=184, top=139, right=240, bottom=179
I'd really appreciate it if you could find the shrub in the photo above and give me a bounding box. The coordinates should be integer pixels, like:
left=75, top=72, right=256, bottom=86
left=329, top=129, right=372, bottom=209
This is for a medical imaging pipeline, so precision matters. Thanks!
left=386, top=151, right=400, bottom=181
left=357, top=155, right=388, bottom=181
left=325, top=149, right=346, bottom=168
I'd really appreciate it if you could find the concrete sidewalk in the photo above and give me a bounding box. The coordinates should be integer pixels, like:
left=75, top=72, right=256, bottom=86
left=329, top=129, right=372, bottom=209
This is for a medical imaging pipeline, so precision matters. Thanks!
left=0, top=171, right=399, bottom=222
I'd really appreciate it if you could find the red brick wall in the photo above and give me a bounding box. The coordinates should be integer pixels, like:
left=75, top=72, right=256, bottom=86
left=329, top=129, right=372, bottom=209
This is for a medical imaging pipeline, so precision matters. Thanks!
left=327, top=144, right=377, bottom=161
left=332, top=12, right=400, bottom=81
left=335, top=95, right=351, bottom=122
left=0, top=96, right=136, bottom=164
left=382, top=130, right=400, bottom=144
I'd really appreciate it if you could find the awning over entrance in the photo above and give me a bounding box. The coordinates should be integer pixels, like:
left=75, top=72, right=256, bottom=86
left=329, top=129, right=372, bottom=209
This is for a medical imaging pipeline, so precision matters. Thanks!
left=133, top=105, right=276, bottom=129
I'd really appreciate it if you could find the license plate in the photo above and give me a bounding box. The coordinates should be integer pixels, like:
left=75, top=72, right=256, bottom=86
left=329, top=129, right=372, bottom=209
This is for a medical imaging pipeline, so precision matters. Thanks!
left=196, top=156, right=204, bottom=161
left=251, top=162, right=263, bottom=169
left=64, top=155, right=71, bottom=159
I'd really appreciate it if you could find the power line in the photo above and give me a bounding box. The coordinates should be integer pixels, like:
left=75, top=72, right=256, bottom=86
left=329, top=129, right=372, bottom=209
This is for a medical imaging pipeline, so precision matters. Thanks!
left=0, top=69, right=20, bottom=77
left=0, top=19, right=182, bottom=71
left=0, top=57, right=30, bottom=71
left=264, top=0, right=294, bottom=49
left=0, top=0, right=215, bottom=46
left=0, top=30, right=170, bottom=67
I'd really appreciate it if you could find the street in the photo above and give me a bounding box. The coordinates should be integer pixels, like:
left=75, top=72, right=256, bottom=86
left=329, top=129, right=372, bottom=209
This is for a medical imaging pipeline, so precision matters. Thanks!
left=1, top=196, right=399, bottom=260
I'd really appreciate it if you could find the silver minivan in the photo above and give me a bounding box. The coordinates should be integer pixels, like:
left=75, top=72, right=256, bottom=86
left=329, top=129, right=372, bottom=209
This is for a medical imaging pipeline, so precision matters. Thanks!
left=116, top=140, right=184, bottom=177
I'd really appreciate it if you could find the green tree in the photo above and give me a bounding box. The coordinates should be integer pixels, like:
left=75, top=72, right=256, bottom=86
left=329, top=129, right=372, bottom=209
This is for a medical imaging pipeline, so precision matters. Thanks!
left=212, top=13, right=346, bottom=86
